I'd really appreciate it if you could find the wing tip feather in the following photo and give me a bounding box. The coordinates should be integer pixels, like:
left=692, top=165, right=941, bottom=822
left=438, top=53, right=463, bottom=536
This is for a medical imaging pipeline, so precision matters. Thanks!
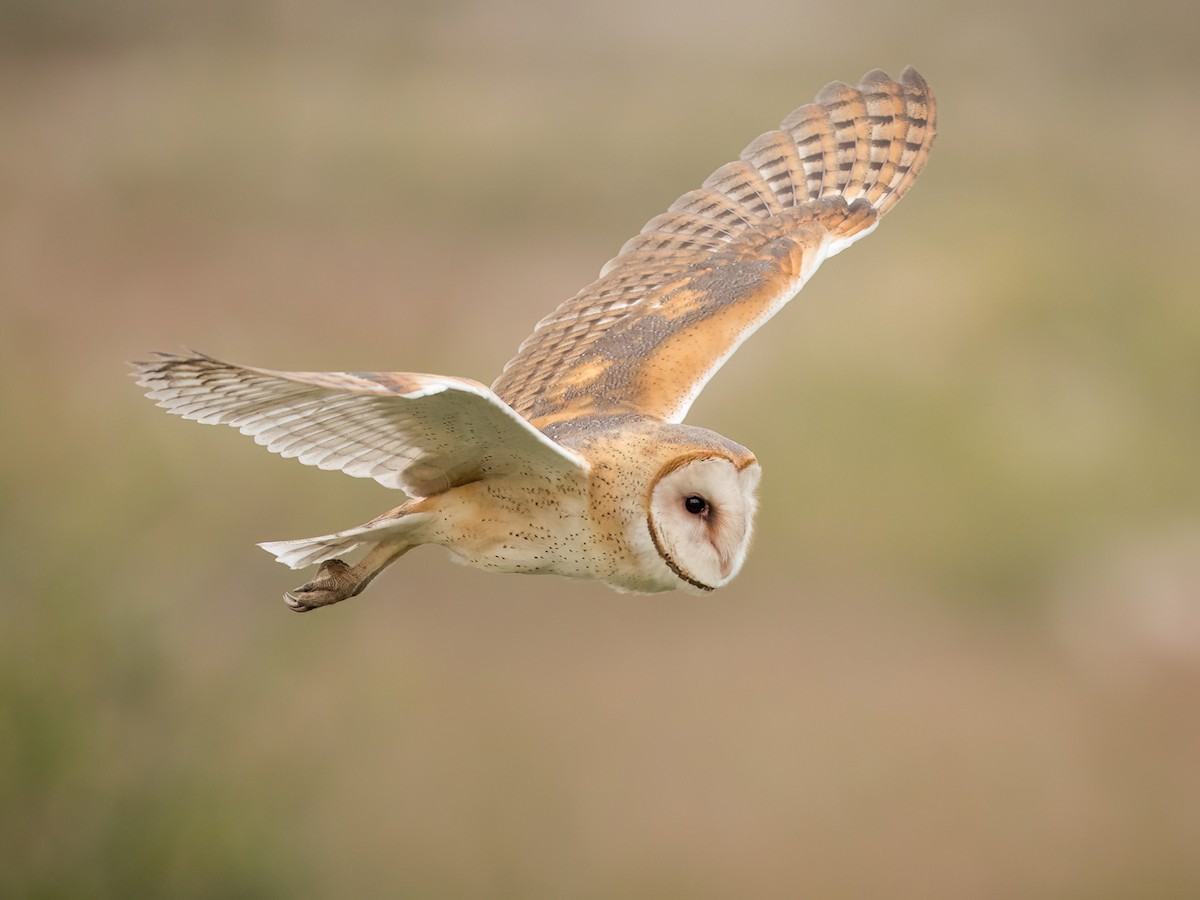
left=899, top=65, right=929, bottom=91
left=857, top=68, right=893, bottom=86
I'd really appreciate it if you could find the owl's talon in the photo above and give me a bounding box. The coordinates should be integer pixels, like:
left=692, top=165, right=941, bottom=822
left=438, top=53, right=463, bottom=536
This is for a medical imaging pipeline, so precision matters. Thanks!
left=282, top=558, right=358, bottom=612
left=283, top=590, right=313, bottom=612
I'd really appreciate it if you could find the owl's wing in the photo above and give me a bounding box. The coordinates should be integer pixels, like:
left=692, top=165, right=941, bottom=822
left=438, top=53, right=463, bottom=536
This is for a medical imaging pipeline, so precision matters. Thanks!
left=134, top=351, right=587, bottom=497
left=492, top=67, right=936, bottom=427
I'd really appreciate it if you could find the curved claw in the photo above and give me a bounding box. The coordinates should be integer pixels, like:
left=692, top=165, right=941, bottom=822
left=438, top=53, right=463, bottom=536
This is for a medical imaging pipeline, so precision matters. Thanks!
left=281, top=558, right=357, bottom=612
left=283, top=590, right=315, bottom=612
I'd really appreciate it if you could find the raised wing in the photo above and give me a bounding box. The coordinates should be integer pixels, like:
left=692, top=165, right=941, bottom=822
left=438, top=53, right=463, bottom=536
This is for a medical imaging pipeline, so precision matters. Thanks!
left=134, top=352, right=587, bottom=497
left=492, top=67, right=936, bottom=428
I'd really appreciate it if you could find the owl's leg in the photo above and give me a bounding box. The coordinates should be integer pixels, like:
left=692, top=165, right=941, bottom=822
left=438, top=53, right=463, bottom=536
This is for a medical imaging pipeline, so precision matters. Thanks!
left=283, top=539, right=410, bottom=613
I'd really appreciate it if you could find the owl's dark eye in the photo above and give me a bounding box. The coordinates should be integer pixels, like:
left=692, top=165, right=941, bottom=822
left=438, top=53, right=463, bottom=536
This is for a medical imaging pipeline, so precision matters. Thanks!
left=683, top=495, right=708, bottom=516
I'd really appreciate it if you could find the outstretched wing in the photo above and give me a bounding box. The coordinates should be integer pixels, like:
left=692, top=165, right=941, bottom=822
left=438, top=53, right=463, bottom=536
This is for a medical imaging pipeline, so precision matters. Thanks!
left=134, top=352, right=587, bottom=497
left=492, top=67, right=936, bottom=428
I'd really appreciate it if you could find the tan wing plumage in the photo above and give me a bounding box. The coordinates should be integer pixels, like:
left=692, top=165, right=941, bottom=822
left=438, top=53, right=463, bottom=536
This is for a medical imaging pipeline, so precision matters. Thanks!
left=492, top=67, right=936, bottom=428
left=134, top=352, right=586, bottom=497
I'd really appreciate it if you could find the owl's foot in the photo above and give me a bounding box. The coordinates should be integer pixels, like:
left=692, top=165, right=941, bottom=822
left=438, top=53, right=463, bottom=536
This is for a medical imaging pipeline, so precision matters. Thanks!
left=281, top=540, right=412, bottom=613
left=284, top=558, right=360, bottom=612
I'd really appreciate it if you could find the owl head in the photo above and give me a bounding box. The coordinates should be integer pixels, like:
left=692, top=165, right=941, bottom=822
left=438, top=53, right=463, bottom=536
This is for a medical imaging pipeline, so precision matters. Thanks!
left=644, top=441, right=762, bottom=594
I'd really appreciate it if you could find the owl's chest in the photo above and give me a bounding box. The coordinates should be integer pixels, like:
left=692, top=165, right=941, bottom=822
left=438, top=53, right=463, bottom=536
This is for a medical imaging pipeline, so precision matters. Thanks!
left=431, top=477, right=611, bottom=578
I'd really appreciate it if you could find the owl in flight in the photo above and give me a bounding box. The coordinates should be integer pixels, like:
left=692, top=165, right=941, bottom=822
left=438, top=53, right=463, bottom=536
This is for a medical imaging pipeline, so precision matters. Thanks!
left=135, top=68, right=936, bottom=611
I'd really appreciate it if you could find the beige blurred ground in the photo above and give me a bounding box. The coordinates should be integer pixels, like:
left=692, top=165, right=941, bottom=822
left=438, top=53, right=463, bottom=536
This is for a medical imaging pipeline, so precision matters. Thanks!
left=3, top=0, right=1200, bottom=896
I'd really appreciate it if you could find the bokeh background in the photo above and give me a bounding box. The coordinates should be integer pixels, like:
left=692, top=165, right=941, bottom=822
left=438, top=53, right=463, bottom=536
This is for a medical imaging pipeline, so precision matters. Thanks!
left=4, top=0, right=1199, bottom=896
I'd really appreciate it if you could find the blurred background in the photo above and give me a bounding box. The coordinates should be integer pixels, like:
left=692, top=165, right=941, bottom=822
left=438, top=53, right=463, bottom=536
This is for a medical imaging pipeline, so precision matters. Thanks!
left=3, top=0, right=1199, bottom=896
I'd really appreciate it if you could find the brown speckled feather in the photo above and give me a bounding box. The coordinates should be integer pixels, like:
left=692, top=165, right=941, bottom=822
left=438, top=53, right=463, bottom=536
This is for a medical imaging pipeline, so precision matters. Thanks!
left=492, top=67, right=936, bottom=428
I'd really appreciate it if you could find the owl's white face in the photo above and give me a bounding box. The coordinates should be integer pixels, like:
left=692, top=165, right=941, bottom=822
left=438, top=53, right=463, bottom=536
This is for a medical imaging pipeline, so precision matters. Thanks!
left=647, top=456, right=762, bottom=593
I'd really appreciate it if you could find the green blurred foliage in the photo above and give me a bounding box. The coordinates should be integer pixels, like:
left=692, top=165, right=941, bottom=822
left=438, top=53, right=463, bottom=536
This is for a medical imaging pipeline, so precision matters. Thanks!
left=2, top=0, right=1199, bottom=897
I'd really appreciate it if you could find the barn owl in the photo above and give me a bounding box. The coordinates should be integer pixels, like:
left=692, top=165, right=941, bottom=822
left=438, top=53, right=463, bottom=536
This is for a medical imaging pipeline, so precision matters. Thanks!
left=135, top=68, right=936, bottom=611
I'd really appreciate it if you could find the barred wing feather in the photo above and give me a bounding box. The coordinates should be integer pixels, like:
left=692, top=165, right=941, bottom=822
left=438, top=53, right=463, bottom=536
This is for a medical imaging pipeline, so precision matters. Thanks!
left=492, top=67, right=936, bottom=428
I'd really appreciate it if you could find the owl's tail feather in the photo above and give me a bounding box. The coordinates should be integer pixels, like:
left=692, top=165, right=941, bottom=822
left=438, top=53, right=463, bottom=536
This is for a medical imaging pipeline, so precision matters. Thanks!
left=258, top=512, right=433, bottom=570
